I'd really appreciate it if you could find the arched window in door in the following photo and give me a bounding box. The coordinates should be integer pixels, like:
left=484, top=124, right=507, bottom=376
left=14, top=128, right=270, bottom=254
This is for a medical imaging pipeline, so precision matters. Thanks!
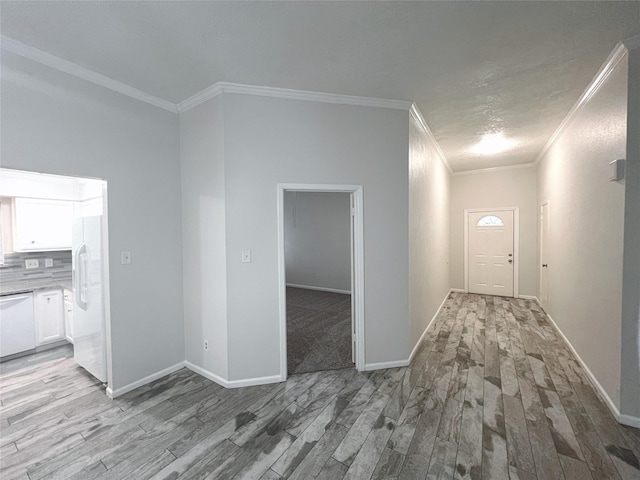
left=476, top=215, right=504, bottom=227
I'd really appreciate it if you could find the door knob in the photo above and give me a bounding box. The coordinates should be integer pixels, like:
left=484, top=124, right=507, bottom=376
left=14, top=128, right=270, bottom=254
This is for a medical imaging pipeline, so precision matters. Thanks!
left=542, top=264, right=548, bottom=268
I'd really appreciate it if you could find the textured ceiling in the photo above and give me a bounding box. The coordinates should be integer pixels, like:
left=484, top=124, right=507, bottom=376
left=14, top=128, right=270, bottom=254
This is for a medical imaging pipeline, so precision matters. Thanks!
left=2, top=1, right=639, bottom=171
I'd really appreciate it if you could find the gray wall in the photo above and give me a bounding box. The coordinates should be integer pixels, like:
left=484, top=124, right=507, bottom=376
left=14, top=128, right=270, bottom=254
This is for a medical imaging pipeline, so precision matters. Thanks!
left=408, top=114, right=452, bottom=349
left=223, top=94, right=409, bottom=378
left=283, top=191, right=351, bottom=293
left=1, top=52, right=184, bottom=391
left=450, top=166, right=538, bottom=296
left=180, top=95, right=228, bottom=379
left=537, top=50, right=627, bottom=409
left=620, top=44, right=640, bottom=419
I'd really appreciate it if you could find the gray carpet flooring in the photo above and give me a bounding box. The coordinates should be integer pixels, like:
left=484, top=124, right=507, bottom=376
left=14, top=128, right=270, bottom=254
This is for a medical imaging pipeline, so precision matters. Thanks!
left=286, top=286, right=354, bottom=374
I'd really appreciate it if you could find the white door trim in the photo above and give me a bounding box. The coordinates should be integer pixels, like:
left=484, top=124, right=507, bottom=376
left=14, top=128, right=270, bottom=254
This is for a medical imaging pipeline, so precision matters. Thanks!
left=540, top=200, right=550, bottom=309
left=277, top=183, right=365, bottom=381
left=101, top=183, right=113, bottom=392
left=464, top=207, right=519, bottom=298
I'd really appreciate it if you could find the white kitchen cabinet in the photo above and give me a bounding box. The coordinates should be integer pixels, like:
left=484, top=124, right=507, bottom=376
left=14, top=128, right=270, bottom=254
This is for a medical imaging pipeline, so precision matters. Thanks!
left=34, top=289, right=65, bottom=345
left=13, top=198, right=73, bottom=251
left=63, top=289, right=74, bottom=343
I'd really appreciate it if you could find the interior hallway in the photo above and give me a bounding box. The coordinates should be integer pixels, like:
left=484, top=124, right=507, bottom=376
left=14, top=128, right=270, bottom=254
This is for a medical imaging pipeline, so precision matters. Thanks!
left=1, top=293, right=638, bottom=479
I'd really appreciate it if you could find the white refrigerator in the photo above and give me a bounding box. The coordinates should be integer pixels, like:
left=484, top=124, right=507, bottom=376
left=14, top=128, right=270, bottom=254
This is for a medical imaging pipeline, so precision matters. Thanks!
left=72, top=201, right=107, bottom=383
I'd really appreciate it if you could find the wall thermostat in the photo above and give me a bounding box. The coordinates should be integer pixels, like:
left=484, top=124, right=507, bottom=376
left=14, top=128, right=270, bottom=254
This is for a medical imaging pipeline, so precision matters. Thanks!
left=609, top=159, right=625, bottom=182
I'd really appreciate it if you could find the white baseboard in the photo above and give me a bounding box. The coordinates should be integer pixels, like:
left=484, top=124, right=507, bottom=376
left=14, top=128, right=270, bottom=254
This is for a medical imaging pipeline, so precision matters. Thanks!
left=106, top=361, right=186, bottom=398
left=543, top=311, right=640, bottom=427
left=183, top=361, right=228, bottom=387
left=185, top=361, right=284, bottom=389
left=286, top=283, right=351, bottom=295
left=35, top=339, right=69, bottom=352
left=226, top=374, right=284, bottom=388
left=408, top=288, right=455, bottom=364
left=518, top=294, right=540, bottom=301
left=450, top=288, right=465, bottom=293
left=364, top=359, right=410, bottom=371
left=365, top=289, right=456, bottom=373
left=618, top=413, right=640, bottom=429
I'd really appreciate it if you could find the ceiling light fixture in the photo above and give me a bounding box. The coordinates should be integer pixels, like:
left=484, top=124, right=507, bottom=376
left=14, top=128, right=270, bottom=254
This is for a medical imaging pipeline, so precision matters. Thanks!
left=470, top=133, right=517, bottom=156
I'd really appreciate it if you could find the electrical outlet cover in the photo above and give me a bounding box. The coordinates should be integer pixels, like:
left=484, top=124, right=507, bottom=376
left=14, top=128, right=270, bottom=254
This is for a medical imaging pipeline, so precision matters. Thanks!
left=121, top=251, right=132, bottom=265
left=45, top=258, right=54, bottom=268
left=25, top=259, right=39, bottom=269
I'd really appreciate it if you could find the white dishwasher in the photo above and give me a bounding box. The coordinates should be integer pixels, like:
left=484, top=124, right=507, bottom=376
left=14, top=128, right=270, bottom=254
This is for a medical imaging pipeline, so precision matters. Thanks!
left=0, top=293, right=36, bottom=357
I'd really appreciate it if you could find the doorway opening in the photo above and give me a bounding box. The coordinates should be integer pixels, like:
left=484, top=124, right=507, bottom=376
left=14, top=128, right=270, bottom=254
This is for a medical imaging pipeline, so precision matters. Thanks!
left=0, top=168, right=111, bottom=390
left=277, top=184, right=364, bottom=380
left=464, top=207, right=519, bottom=298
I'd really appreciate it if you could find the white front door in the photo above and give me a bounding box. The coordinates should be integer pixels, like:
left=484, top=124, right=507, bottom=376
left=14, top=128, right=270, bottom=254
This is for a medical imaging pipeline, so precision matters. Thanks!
left=468, top=210, right=514, bottom=297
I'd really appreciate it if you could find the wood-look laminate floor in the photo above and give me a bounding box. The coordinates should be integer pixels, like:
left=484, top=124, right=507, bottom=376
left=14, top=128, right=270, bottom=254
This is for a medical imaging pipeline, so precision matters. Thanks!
left=1, top=293, right=639, bottom=479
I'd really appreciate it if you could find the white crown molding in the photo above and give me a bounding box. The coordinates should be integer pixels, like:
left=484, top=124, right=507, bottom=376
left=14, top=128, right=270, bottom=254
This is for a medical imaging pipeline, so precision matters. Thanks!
left=176, top=83, right=224, bottom=113
left=534, top=41, right=628, bottom=165
left=409, top=103, right=453, bottom=174
left=0, top=36, right=411, bottom=116
left=453, top=162, right=536, bottom=176
left=178, top=81, right=412, bottom=114
left=1, top=35, right=178, bottom=113
left=222, top=82, right=412, bottom=110
left=623, top=34, right=640, bottom=50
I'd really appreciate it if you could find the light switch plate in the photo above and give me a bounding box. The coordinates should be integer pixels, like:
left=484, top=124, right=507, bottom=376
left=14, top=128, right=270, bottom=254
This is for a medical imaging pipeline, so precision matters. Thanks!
left=609, top=158, right=625, bottom=181
left=242, top=250, right=251, bottom=263
left=25, top=259, right=39, bottom=269
left=45, top=258, right=53, bottom=268
left=121, top=251, right=132, bottom=265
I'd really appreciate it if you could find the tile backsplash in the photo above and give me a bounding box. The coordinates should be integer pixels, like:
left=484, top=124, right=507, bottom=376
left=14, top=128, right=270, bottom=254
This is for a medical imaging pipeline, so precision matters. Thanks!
left=0, top=250, right=72, bottom=285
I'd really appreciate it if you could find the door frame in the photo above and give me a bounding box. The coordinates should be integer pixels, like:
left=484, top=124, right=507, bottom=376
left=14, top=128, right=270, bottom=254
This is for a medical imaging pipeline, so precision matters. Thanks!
left=101, top=183, right=113, bottom=390
left=464, top=207, right=519, bottom=297
left=277, top=183, right=365, bottom=380
left=539, top=200, right=550, bottom=309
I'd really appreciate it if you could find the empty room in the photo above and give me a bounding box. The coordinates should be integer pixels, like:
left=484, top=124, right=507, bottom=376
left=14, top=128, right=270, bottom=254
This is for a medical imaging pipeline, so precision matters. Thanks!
left=1, top=2, right=639, bottom=479
left=283, top=190, right=355, bottom=375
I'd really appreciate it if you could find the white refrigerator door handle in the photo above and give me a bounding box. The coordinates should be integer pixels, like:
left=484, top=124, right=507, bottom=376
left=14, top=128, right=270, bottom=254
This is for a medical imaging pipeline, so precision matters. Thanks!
left=75, top=243, right=88, bottom=311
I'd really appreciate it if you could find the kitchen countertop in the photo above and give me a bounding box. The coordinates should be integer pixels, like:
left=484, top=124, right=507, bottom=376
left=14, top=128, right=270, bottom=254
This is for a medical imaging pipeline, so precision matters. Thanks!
left=0, top=279, right=73, bottom=296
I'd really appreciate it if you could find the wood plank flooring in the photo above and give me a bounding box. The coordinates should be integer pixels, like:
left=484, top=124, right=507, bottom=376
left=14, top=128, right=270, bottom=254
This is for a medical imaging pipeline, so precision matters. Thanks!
left=1, top=293, right=639, bottom=479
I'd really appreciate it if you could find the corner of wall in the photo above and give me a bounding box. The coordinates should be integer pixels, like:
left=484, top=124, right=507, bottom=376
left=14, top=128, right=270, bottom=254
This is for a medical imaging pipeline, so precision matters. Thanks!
left=179, top=94, right=229, bottom=381
left=408, top=106, right=452, bottom=351
left=619, top=43, right=640, bottom=420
